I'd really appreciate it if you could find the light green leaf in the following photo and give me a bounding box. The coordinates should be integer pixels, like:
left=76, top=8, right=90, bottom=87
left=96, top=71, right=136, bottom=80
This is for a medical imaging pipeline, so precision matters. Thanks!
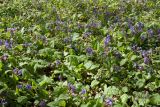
left=136, top=79, right=145, bottom=88
left=150, top=94, right=160, bottom=105
left=84, top=61, right=99, bottom=70
left=120, top=94, right=128, bottom=104
left=0, top=61, right=2, bottom=71
left=17, top=96, right=27, bottom=104
left=72, top=33, right=79, bottom=41
left=84, top=61, right=92, bottom=69
left=47, top=101, right=56, bottom=107
left=58, top=100, right=66, bottom=107
left=14, top=45, right=23, bottom=51
left=120, top=58, right=127, bottom=66
left=39, top=75, right=52, bottom=86
left=131, top=55, right=137, bottom=61
left=104, top=86, right=120, bottom=96
left=91, top=80, right=99, bottom=88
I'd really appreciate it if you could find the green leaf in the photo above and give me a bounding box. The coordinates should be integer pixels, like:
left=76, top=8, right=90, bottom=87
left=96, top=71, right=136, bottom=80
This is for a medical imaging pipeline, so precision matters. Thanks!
left=17, top=96, right=28, bottom=104
left=84, top=61, right=92, bottom=69
left=58, top=100, right=66, bottom=107
left=84, top=61, right=99, bottom=70
left=91, top=80, right=99, bottom=88
left=0, top=61, right=3, bottom=71
left=39, top=75, right=52, bottom=86
left=104, top=86, right=120, bottom=96
left=15, top=45, right=23, bottom=51
left=47, top=101, right=56, bottom=107
left=58, top=94, right=70, bottom=100
left=72, top=33, right=79, bottom=41
left=150, top=94, right=160, bottom=105
left=136, top=79, right=145, bottom=88
left=120, top=58, right=127, bottom=66
left=122, top=87, right=129, bottom=93
left=113, top=103, right=123, bottom=107
left=120, top=94, right=128, bottom=104
left=130, top=55, right=137, bottom=61
left=138, top=98, right=150, bottom=106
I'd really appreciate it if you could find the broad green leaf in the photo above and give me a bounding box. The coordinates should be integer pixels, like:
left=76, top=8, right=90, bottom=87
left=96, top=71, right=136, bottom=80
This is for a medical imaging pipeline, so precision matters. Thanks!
left=122, top=87, right=129, bottom=93
left=39, top=75, right=52, bottom=86
left=150, top=94, right=160, bottom=105
left=120, top=58, right=127, bottom=66
left=136, top=79, right=145, bottom=88
left=84, top=61, right=92, bottom=69
left=17, top=96, right=27, bottom=104
left=72, top=33, right=79, bottom=41
left=138, top=98, right=150, bottom=106
left=84, top=61, right=99, bottom=70
left=15, top=45, right=23, bottom=51
left=91, top=80, right=99, bottom=88
left=130, top=55, right=137, bottom=61
left=58, top=94, right=70, bottom=100
left=58, top=100, right=66, bottom=107
left=47, top=101, right=57, bottom=107
left=120, top=94, right=128, bottom=104
left=104, top=86, right=120, bottom=96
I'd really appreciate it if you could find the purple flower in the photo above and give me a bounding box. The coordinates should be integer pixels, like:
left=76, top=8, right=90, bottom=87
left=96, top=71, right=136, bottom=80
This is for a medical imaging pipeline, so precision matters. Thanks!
left=1, top=54, right=8, bottom=61
left=131, top=44, right=137, bottom=51
left=39, top=100, right=46, bottom=107
left=7, top=28, right=16, bottom=36
left=0, top=99, right=7, bottom=105
left=114, top=51, right=121, bottom=59
left=138, top=66, right=144, bottom=71
left=130, top=26, right=136, bottom=33
left=144, top=57, right=150, bottom=64
left=105, top=98, right=113, bottom=106
left=148, top=29, right=154, bottom=37
left=55, top=60, right=61, bottom=66
left=137, top=22, right=144, bottom=32
left=0, top=40, right=3, bottom=46
left=40, top=36, right=46, bottom=41
left=68, top=83, right=76, bottom=93
left=18, top=69, right=22, bottom=76
left=83, top=32, right=91, bottom=38
left=158, top=34, right=160, bottom=40
left=158, top=29, right=160, bottom=34
left=63, top=37, right=71, bottom=43
left=142, top=51, right=148, bottom=57
left=13, top=68, right=18, bottom=73
left=90, top=22, right=98, bottom=28
left=93, top=8, right=98, bottom=15
left=138, top=22, right=144, bottom=28
left=23, top=43, right=32, bottom=47
left=58, top=75, right=62, bottom=81
left=81, top=89, right=86, bottom=94
left=4, top=40, right=11, bottom=49
left=7, top=28, right=16, bottom=32
left=17, top=84, right=23, bottom=89
left=104, top=35, right=111, bottom=46
left=140, top=35, right=146, bottom=41
left=77, top=23, right=84, bottom=29
left=26, top=84, right=32, bottom=90
left=13, top=68, right=22, bottom=76
left=86, top=47, right=93, bottom=55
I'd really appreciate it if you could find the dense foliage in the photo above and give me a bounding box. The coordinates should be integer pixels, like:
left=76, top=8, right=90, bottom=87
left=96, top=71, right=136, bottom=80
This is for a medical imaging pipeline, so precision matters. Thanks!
left=0, top=0, right=160, bottom=107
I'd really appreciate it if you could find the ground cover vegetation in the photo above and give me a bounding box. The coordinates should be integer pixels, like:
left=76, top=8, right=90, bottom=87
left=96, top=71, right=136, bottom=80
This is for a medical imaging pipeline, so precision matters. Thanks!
left=0, top=0, right=160, bottom=107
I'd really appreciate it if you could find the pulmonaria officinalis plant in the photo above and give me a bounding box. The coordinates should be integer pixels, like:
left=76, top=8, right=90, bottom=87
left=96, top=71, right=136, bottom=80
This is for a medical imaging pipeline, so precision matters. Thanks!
left=0, top=1, right=160, bottom=106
